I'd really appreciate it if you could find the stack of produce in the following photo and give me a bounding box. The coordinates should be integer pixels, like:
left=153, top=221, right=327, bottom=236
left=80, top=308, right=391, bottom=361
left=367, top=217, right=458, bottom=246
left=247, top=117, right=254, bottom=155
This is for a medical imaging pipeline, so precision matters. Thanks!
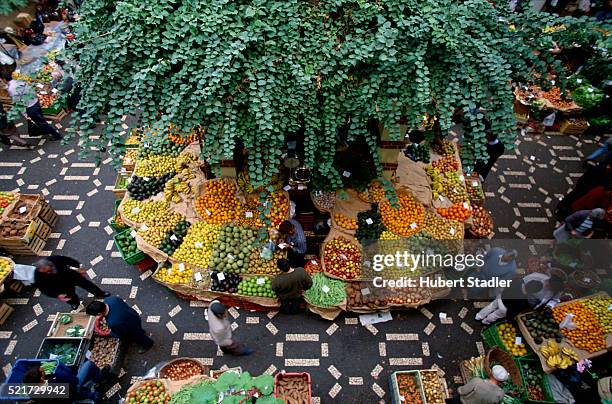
left=395, top=373, right=423, bottom=404
left=466, top=176, right=484, bottom=204
left=134, top=155, right=178, bottom=177
left=420, top=371, right=445, bottom=404
left=539, top=339, right=578, bottom=369
left=170, top=372, right=275, bottom=404
left=387, top=287, right=431, bottom=305
left=311, top=191, right=335, bottom=211
left=236, top=198, right=265, bottom=228
left=437, top=203, right=472, bottom=221
left=237, top=276, right=276, bottom=298
left=404, top=143, right=430, bottom=163
left=541, top=87, right=575, bottom=110
left=442, top=171, right=469, bottom=204
left=380, top=193, right=425, bottom=237
left=424, top=211, right=462, bottom=240
left=209, top=224, right=258, bottom=274
left=159, top=220, right=191, bottom=256
left=265, top=191, right=289, bottom=227
left=432, top=156, right=459, bottom=173
left=172, top=222, right=221, bottom=268
left=0, top=220, right=28, bottom=239
left=358, top=181, right=385, bottom=203
left=154, top=262, right=193, bottom=285
left=122, top=200, right=171, bottom=224
left=0, top=258, right=12, bottom=280
left=137, top=137, right=186, bottom=159
left=304, top=258, right=322, bottom=275
left=127, top=381, right=170, bottom=404
left=355, top=204, right=384, bottom=244
left=122, top=149, right=137, bottom=168
left=164, top=169, right=196, bottom=203
left=425, top=167, right=444, bottom=199
left=167, top=123, right=202, bottom=145
left=127, top=173, right=175, bottom=201
left=0, top=191, right=14, bottom=214
left=160, top=359, right=204, bottom=381
left=138, top=211, right=184, bottom=247
left=195, top=179, right=241, bottom=224
left=323, top=237, right=361, bottom=279
left=90, top=337, right=119, bottom=369
left=583, top=296, right=612, bottom=333
left=520, top=361, right=547, bottom=402
left=379, top=230, right=400, bottom=240
left=275, top=374, right=311, bottom=404
left=432, top=140, right=455, bottom=157
left=496, top=323, right=528, bottom=357
left=115, top=232, right=140, bottom=257
left=334, top=213, right=358, bottom=231
left=470, top=207, right=493, bottom=238
left=248, top=250, right=283, bottom=275
left=552, top=300, right=607, bottom=352
left=210, top=271, right=241, bottom=293
left=522, top=310, right=563, bottom=345
left=304, top=273, right=346, bottom=307
left=346, top=282, right=387, bottom=309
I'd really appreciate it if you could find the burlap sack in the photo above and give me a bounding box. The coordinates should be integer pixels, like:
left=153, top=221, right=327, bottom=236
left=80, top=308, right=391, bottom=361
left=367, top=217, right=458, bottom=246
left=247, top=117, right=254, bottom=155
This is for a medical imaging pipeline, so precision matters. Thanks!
left=331, top=189, right=371, bottom=237
left=135, top=232, right=169, bottom=263
left=305, top=298, right=347, bottom=320
left=394, top=153, right=433, bottom=208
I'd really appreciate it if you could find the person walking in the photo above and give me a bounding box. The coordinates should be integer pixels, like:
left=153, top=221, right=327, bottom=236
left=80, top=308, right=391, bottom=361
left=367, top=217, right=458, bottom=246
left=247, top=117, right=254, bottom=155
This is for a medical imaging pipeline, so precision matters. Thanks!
left=271, top=258, right=313, bottom=314
left=85, top=296, right=154, bottom=354
left=584, top=136, right=611, bottom=165
left=447, top=365, right=508, bottom=404
left=1, top=65, right=62, bottom=141
left=0, top=102, right=28, bottom=147
left=474, top=129, right=505, bottom=181
left=206, top=300, right=253, bottom=356
left=553, top=208, right=606, bottom=243
left=277, top=219, right=307, bottom=267
left=34, top=256, right=109, bottom=310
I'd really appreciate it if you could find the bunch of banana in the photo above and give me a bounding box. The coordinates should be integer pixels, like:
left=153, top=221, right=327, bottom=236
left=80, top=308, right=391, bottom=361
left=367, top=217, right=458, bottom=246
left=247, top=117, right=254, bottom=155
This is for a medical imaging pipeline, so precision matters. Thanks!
left=175, top=153, right=198, bottom=170
left=540, top=339, right=577, bottom=369
left=164, top=169, right=196, bottom=203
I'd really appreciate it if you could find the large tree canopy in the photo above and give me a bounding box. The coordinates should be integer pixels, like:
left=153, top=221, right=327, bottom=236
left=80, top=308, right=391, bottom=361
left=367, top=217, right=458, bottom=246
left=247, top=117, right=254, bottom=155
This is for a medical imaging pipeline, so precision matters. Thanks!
left=69, top=0, right=609, bottom=188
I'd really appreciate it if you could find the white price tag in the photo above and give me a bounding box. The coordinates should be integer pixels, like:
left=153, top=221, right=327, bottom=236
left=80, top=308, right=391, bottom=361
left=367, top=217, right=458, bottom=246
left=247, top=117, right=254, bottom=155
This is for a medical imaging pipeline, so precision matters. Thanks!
left=131, top=207, right=140, bottom=214
left=142, top=177, right=150, bottom=181
left=194, top=272, right=203, bottom=282
left=18, top=206, right=27, bottom=214
left=310, top=260, right=318, bottom=266
left=459, top=174, right=465, bottom=181
left=194, top=241, right=203, bottom=248
left=140, top=224, right=149, bottom=231
left=410, top=223, right=417, bottom=229
left=530, top=156, right=535, bottom=161
left=342, top=171, right=352, bottom=178
left=587, top=87, right=594, bottom=93
left=472, top=181, right=479, bottom=187
left=283, top=185, right=292, bottom=191
left=227, top=254, right=235, bottom=261
left=339, top=254, right=347, bottom=260
left=51, top=88, right=58, bottom=94
left=170, top=234, right=178, bottom=242
left=85, top=350, right=92, bottom=360
left=361, top=288, right=371, bottom=296
left=550, top=80, right=555, bottom=85
left=39, top=91, right=48, bottom=95
left=178, top=263, right=185, bottom=272
left=245, top=211, right=253, bottom=218
left=130, top=230, right=137, bottom=238
left=576, top=78, right=583, bottom=84
left=438, top=195, right=444, bottom=201
left=321, top=285, right=330, bottom=293
left=205, top=209, right=211, bottom=216
left=256, top=278, right=265, bottom=285
left=36, top=83, right=44, bottom=89
left=462, top=202, right=469, bottom=209
left=608, top=304, right=612, bottom=311
left=143, top=142, right=149, bottom=148
left=584, top=277, right=592, bottom=283
left=515, top=337, right=522, bottom=346
left=298, top=184, right=306, bottom=190
left=439, top=312, right=447, bottom=320
left=217, top=272, right=225, bottom=281
left=450, top=227, right=456, bottom=236
left=365, top=218, right=373, bottom=225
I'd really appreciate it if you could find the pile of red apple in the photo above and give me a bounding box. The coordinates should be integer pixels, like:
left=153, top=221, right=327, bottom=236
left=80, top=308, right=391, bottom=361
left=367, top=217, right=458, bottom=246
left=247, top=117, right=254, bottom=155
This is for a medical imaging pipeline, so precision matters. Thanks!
left=323, top=237, right=361, bottom=280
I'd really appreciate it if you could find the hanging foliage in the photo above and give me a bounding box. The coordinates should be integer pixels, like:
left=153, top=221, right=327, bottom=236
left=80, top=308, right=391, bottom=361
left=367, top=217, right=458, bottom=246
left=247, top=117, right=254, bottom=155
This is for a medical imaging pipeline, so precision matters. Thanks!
left=66, top=0, right=609, bottom=187
left=0, top=0, right=28, bottom=15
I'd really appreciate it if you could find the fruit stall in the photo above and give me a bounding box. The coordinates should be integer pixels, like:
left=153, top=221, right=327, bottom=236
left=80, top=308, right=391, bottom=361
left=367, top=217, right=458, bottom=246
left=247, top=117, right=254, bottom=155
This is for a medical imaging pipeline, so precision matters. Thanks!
left=0, top=257, right=16, bottom=325
left=110, top=125, right=486, bottom=318
left=0, top=192, right=58, bottom=255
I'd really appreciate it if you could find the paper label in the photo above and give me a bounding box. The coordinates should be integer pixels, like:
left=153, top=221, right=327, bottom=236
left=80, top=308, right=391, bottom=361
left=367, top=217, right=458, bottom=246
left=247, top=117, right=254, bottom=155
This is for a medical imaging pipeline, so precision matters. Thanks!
left=472, top=181, right=479, bottom=187
left=130, top=230, right=137, bottom=238
left=18, top=206, right=27, bottom=214
left=365, top=218, right=373, bottom=225
left=587, top=87, right=594, bottom=93
left=339, top=254, right=347, bottom=260
left=194, top=272, right=203, bottom=282
left=584, top=277, right=591, bottom=283
left=576, top=78, right=583, bottom=84
left=550, top=80, right=555, bottom=85
left=462, top=202, right=469, bottom=209
left=310, top=260, right=318, bottom=266
left=142, top=177, right=150, bottom=181
left=256, top=278, right=265, bottom=285
left=245, top=211, right=253, bottom=218
left=608, top=304, right=612, bottom=311
left=217, top=272, right=225, bottom=281
left=170, top=234, right=178, bottom=241
left=51, top=88, right=58, bottom=94
left=450, top=227, right=456, bottom=236
left=438, top=195, right=444, bottom=201
left=36, top=83, right=44, bottom=89
left=194, top=241, right=203, bottom=248
left=439, top=312, right=447, bottom=320
left=227, top=254, right=235, bottom=261
left=131, top=207, right=140, bottom=214
left=321, top=285, right=330, bottom=293
left=530, top=156, right=535, bottom=161
left=140, top=224, right=149, bottom=231
left=515, top=337, right=522, bottom=345
left=361, top=288, right=371, bottom=296
left=205, top=209, right=211, bottom=216
left=283, top=185, right=292, bottom=191
left=410, top=223, right=417, bottom=229
left=459, top=174, right=465, bottom=181
left=178, top=263, right=185, bottom=272
left=342, top=171, right=351, bottom=178
left=39, top=91, right=48, bottom=95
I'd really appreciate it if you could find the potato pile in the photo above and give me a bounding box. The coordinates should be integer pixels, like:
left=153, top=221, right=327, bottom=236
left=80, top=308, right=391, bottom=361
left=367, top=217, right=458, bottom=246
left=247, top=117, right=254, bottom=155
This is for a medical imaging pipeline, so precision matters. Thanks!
left=0, top=220, right=28, bottom=238
left=122, top=200, right=170, bottom=223
left=160, top=359, right=205, bottom=381
left=387, top=287, right=431, bottom=305
left=420, top=371, right=445, bottom=404
left=346, top=282, right=388, bottom=309
left=90, top=337, right=119, bottom=369
left=275, top=374, right=311, bottom=404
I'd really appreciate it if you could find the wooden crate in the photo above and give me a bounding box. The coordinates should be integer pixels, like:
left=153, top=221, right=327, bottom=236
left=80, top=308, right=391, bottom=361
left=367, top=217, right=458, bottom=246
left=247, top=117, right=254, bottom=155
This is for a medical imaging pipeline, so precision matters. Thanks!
left=47, top=312, right=95, bottom=339
left=112, top=172, right=130, bottom=200
left=0, top=234, right=47, bottom=256
left=0, top=304, right=14, bottom=325
left=559, top=119, right=589, bottom=136
left=38, top=199, right=58, bottom=227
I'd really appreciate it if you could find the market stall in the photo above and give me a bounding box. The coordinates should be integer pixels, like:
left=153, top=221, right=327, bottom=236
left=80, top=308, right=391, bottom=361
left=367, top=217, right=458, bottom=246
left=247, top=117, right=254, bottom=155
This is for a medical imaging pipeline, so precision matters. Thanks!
left=389, top=368, right=449, bottom=404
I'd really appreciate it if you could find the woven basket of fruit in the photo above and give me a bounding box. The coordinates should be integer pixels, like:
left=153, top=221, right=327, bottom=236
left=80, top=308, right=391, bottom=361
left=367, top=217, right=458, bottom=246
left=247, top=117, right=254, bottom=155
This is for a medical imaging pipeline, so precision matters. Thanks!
left=484, top=347, right=524, bottom=389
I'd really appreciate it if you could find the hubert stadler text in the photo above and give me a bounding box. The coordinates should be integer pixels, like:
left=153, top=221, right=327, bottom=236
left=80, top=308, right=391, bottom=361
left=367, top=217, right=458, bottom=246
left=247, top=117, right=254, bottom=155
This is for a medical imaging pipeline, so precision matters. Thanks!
left=372, top=276, right=513, bottom=289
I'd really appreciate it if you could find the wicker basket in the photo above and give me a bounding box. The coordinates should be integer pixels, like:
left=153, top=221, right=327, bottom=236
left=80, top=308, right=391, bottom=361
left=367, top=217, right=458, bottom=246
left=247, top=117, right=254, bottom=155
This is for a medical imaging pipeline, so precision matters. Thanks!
left=484, top=347, right=523, bottom=388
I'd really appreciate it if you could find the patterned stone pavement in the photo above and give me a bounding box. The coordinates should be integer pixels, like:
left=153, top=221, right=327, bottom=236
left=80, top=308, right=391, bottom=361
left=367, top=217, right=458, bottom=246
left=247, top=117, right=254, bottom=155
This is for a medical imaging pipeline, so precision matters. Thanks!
left=0, top=121, right=607, bottom=403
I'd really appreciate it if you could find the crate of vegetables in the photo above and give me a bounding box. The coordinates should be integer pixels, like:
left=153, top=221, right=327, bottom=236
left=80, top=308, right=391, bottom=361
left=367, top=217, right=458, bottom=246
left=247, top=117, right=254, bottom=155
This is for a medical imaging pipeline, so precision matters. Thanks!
left=390, top=371, right=426, bottom=404
left=110, top=199, right=128, bottom=231
left=47, top=312, right=94, bottom=339
left=36, top=337, right=86, bottom=366
left=113, top=228, right=146, bottom=265
left=90, top=336, right=124, bottom=373
left=274, top=372, right=312, bottom=404
left=517, top=358, right=555, bottom=403
left=418, top=370, right=448, bottom=404
left=112, top=172, right=131, bottom=200
left=559, top=118, right=589, bottom=136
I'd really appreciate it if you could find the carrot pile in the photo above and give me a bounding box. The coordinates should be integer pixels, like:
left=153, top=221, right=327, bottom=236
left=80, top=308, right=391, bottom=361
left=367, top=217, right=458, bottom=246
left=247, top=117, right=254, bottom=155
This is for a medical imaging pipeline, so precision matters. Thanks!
left=396, top=373, right=423, bottom=404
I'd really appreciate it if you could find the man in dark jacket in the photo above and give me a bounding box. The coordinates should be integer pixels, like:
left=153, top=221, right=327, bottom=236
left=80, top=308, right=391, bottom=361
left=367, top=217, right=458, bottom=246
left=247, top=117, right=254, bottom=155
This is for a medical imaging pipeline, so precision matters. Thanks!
left=86, top=296, right=154, bottom=353
left=474, top=130, right=505, bottom=181
left=271, top=258, right=313, bottom=314
left=34, top=256, right=109, bottom=310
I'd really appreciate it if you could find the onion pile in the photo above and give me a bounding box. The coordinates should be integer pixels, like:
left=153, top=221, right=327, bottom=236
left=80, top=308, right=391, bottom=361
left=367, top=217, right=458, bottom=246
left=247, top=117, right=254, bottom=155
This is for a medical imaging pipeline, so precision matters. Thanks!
left=470, top=206, right=493, bottom=238
left=160, top=359, right=205, bottom=381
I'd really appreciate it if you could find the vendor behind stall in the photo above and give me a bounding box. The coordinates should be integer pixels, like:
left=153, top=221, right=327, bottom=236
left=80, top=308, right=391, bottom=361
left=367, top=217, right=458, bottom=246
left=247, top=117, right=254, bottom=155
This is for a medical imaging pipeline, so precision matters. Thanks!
left=22, top=359, right=102, bottom=402
left=277, top=219, right=307, bottom=267
left=13, top=13, right=47, bottom=46
left=271, top=258, right=312, bottom=315
left=448, top=365, right=508, bottom=404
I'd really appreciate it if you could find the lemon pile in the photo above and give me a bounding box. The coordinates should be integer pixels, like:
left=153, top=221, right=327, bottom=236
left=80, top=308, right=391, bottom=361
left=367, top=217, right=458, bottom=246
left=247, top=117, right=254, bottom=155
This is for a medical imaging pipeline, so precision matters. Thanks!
left=134, top=156, right=178, bottom=177
left=154, top=262, right=193, bottom=285
left=498, top=323, right=528, bottom=357
left=172, top=222, right=221, bottom=268
left=379, top=230, right=400, bottom=240
left=122, top=200, right=170, bottom=223
left=0, top=258, right=12, bottom=280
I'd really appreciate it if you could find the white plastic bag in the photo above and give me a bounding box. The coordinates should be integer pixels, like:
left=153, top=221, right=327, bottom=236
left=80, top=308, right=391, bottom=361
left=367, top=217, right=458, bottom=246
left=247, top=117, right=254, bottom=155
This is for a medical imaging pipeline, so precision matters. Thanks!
left=543, top=112, right=556, bottom=127
left=559, top=313, right=577, bottom=330
left=12, top=264, right=36, bottom=286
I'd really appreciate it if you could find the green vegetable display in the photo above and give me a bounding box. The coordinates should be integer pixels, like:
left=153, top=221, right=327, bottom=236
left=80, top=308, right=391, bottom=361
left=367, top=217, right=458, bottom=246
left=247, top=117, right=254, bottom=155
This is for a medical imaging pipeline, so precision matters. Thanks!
left=589, top=115, right=612, bottom=128
left=237, top=276, right=276, bottom=298
left=571, top=85, right=604, bottom=110
left=40, top=361, right=57, bottom=375
left=65, top=325, right=86, bottom=337
left=355, top=204, right=385, bottom=245
left=115, top=232, right=139, bottom=256
left=40, top=342, right=79, bottom=365
left=404, top=143, right=431, bottom=163
left=59, top=314, right=72, bottom=325
left=304, top=273, right=347, bottom=308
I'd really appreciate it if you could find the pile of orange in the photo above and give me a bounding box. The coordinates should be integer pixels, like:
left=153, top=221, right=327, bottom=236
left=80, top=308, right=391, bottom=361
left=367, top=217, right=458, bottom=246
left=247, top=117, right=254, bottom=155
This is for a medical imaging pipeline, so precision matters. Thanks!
left=265, top=191, right=289, bottom=228
left=380, top=193, right=424, bottom=237
left=358, top=181, right=385, bottom=203
left=437, top=203, right=472, bottom=221
left=334, top=213, right=358, bottom=230
left=167, top=123, right=203, bottom=145
left=432, top=156, right=459, bottom=173
left=553, top=301, right=606, bottom=353
left=195, top=179, right=240, bottom=224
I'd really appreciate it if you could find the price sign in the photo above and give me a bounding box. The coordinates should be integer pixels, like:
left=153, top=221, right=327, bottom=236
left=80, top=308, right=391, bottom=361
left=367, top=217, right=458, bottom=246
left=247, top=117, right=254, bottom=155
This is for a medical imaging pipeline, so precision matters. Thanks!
left=530, top=156, right=535, bottom=161
left=36, top=83, right=44, bottom=89
left=515, top=337, right=522, bottom=346
left=227, top=254, right=235, bottom=261
left=410, top=223, right=417, bottom=229
left=18, top=206, right=27, bottom=214
left=39, top=91, right=48, bottom=95
left=140, top=224, right=149, bottom=231
left=365, top=218, right=373, bottom=225
left=52, top=88, right=58, bottom=94
left=450, top=227, right=456, bottom=236
left=256, top=278, right=265, bottom=285
left=472, top=181, right=479, bottom=187
left=283, top=185, right=292, bottom=191
left=131, top=207, right=140, bottom=214
left=550, top=80, right=555, bottom=85
left=342, top=171, right=351, bottom=178
left=142, top=177, right=150, bottom=181
left=245, top=211, right=253, bottom=218
left=194, top=241, right=203, bottom=248
left=170, top=234, right=178, bottom=242
left=587, top=87, right=594, bottom=93
left=439, top=312, right=447, bottom=320
left=459, top=174, right=465, bottom=181
left=321, top=285, right=330, bottom=293
left=178, top=263, right=185, bottom=272
left=205, top=209, right=211, bottom=216
left=462, top=202, right=469, bottom=209
left=130, top=230, right=137, bottom=238
left=438, top=195, right=444, bottom=201
left=361, top=288, right=371, bottom=296
left=217, top=272, right=225, bottom=281
left=194, top=272, right=203, bottom=282
left=339, top=254, right=347, bottom=260
left=310, top=260, right=318, bottom=266
left=576, top=78, right=583, bottom=84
